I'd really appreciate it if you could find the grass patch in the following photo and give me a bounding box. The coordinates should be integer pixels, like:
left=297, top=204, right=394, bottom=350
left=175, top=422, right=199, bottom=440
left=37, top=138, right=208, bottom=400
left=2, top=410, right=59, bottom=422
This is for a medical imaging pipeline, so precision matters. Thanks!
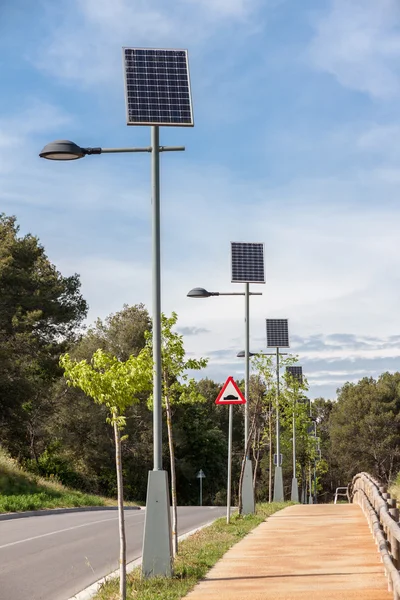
left=94, top=502, right=290, bottom=600
left=0, top=446, right=137, bottom=513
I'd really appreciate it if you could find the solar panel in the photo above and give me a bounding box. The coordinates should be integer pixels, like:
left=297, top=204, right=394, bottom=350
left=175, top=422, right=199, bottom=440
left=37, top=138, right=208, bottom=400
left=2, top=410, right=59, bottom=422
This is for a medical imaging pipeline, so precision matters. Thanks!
left=231, top=242, right=265, bottom=283
left=286, top=366, right=303, bottom=384
left=266, top=319, right=289, bottom=347
left=123, top=48, right=193, bottom=127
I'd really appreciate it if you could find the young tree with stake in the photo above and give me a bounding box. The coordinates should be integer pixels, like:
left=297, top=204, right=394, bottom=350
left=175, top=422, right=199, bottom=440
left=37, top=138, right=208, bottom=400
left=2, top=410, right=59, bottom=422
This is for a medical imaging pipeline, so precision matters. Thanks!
left=60, top=349, right=151, bottom=600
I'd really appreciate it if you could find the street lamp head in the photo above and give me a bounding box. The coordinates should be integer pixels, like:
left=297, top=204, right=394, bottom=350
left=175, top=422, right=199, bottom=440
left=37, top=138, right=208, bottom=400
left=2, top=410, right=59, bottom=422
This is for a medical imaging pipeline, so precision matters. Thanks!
left=187, top=287, right=214, bottom=298
left=39, top=140, right=86, bottom=161
left=237, top=350, right=256, bottom=358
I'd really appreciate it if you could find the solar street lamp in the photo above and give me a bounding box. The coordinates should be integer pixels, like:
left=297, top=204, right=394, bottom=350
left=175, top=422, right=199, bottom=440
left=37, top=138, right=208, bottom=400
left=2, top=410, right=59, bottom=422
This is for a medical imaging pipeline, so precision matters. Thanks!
left=231, top=242, right=265, bottom=515
left=188, top=241, right=265, bottom=516
left=266, top=319, right=289, bottom=502
left=40, top=47, right=195, bottom=578
left=237, top=347, right=288, bottom=504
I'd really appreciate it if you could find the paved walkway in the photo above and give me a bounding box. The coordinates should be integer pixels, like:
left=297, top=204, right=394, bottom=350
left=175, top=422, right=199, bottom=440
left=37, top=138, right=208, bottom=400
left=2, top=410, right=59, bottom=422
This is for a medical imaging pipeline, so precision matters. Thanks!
left=185, top=504, right=391, bottom=600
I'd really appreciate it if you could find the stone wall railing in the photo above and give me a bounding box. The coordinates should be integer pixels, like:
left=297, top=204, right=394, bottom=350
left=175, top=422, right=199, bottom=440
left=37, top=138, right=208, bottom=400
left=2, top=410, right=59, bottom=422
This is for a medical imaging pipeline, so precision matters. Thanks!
left=350, top=472, right=400, bottom=600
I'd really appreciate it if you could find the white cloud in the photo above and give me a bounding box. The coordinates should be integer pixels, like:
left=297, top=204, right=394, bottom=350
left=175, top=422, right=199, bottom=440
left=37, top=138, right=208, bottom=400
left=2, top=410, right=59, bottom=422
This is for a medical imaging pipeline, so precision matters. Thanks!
left=308, top=0, right=400, bottom=98
left=0, top=101, right=72, bottom=145
left=183, top=0, right=259, bottom=18
left=357, top=124, right=400, bottom=152
left=0, top=101, right=73, bottom=175
left=33, top=0, right=262, bottom=86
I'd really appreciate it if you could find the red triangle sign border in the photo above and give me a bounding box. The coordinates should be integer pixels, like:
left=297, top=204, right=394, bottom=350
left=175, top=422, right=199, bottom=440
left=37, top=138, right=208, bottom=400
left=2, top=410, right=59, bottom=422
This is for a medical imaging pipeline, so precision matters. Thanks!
left=215, top=376, right=246, bottom=405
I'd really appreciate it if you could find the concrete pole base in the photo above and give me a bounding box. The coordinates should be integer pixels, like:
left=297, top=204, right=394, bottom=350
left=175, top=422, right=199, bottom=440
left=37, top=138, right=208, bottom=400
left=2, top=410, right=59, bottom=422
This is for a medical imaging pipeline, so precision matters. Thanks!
left=142, top=470, right=173, bottom=577
left=242, top=458, right=255, bottom=514
left=291, top=477, right=299, bottom=502
left=273, top=466, right=284, bottom=502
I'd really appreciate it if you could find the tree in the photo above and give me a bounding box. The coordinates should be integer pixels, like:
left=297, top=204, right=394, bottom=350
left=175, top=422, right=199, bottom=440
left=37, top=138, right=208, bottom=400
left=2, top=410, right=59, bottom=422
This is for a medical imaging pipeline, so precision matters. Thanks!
left=235, top=373, right=266, bottom=513
left=142, top=312, right=207, bottom=554
left=178, top=378, right=243, bottom=506
left=329, top=373, right=400, bottom=483
left=250, top=353, right=312, bottom=502
left=44, top=304, right=153, bottom=498
left=281, top=369, right=313, bottom=500
left=60, top=349, right=152, bottom=600
left=73, top=303, right=150, bottom=361
left=0, top=214, right=87, bottom=458
left=249, top=375, right=268, bottom=494
left=312, top=398, right=337, bottom=500
left=249, top=354, right=276, bottom=503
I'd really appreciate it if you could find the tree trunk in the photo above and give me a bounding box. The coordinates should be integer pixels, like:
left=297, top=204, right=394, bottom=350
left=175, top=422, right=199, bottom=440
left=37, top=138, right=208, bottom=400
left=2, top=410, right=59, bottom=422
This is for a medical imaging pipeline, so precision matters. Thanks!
left=113, top=420, right=126, bottom=600
left=165, top=394, right=178, bottom=555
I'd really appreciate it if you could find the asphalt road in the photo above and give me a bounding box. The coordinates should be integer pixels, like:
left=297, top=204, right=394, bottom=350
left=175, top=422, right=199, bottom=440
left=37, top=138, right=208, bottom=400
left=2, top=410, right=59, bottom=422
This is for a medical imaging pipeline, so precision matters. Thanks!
left=0, top=506, right=226, bottom=600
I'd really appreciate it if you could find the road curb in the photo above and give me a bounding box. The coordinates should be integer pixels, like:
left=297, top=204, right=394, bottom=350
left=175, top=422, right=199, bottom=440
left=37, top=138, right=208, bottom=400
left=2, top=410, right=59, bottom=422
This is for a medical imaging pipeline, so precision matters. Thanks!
left=67, top=519, right=217, bottom=600
left=0, top=505, right=142, bottom=521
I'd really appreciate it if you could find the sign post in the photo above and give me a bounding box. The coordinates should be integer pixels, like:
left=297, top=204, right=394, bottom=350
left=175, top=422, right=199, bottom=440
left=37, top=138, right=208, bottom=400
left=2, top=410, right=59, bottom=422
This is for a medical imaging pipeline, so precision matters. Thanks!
left=227, top=404, right=233, bottom=523
left=196, top=469, right=205, bottom=506
left=215, top=377, right=246, bottom=524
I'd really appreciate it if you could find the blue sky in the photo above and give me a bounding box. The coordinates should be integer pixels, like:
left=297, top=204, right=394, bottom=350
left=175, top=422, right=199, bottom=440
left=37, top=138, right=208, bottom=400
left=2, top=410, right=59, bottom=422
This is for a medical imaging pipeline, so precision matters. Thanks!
left=1, top=0, right=400, bottom=399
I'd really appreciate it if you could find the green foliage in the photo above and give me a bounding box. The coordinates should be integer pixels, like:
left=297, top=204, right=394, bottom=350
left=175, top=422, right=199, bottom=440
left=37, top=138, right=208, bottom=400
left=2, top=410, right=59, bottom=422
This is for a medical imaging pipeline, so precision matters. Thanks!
left=0, top=446, right=108, bottom=513
left=142, top=312, right=208, bottom=409
left=329, top=373, right=400, bottom=483
left=60, top=348, right=152, bottom=426
left=250, top=352, right=315, bottom=498
left=0, top=214, right=87, bottom=459
left=0, top=214, right=87, bottom=342
left=389, top=473, right=400, bottom=501
left=24, top=441, right=86, bottom=488
left=72, top=304, right=150, bottom=362
left=47, top=304, right=153, bottom=499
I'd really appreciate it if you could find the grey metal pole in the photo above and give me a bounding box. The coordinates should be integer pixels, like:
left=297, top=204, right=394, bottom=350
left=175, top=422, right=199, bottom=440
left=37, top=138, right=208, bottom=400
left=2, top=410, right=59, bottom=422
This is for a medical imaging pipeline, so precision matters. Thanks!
left=290, top=401, right=299, bottom=502
left=273, top=347, right=284, bottom=501
left=200, top=477, right=202, bottom=506
left=244, top=283, right=250, bottom=454
left=276, top=347, right=280, bottom=461
left=241, top=283, right=255, bottom=514
left=292, top=409, right=296, bottom=480
left=227, top=404, right=233, bottom=524
left=314, top=460, right=317, bottom=504
left=151, top=125, right=162, bottom=471
left=142, top=126, right=173, bottom=578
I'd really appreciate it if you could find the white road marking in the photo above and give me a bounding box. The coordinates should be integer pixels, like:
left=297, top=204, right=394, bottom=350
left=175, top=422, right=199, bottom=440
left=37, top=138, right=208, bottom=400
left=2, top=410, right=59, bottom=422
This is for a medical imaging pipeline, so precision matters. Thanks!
left=0, top=512, right=143, bottom=551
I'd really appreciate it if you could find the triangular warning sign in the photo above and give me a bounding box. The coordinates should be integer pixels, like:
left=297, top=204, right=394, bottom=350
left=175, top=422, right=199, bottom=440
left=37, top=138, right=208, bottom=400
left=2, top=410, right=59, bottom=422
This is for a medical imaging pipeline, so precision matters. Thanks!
left=215, top=376, right=246, bottom=405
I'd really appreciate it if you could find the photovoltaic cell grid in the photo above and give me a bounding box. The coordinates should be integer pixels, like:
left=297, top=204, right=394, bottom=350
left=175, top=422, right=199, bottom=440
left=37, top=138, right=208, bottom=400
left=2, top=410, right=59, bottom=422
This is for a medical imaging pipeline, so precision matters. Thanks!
left=123, top=48, right=193, bottom=126
left=266, top=319, right=289, bottom=347
left=286, top=366, right=303, bottom=383
left=231, top=242, right=265, bottom=283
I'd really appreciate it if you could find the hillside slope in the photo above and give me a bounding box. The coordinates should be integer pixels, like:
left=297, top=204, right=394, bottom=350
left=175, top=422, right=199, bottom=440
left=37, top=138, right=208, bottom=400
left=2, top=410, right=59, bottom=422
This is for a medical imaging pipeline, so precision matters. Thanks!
left=0, top=447, right=117, bottom=513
